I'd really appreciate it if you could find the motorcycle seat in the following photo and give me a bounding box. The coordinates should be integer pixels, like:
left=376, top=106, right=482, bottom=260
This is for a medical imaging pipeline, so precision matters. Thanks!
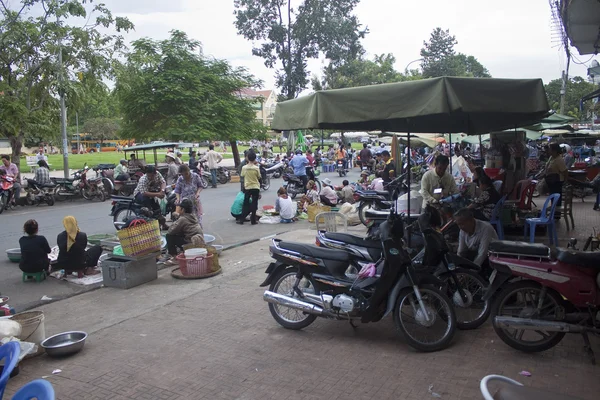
left=492, top=384, right=584, bottom=400
left=489, top=240, right=550, bottom=257
left=111, top=195, right=134, bottom=201
left=556, top=248, right=600, bottom=269
left=322, top=232, right=382, bottom=249
left=41, top=182, right=56, bottom=188
left=279, top=241, right=350, bottom=277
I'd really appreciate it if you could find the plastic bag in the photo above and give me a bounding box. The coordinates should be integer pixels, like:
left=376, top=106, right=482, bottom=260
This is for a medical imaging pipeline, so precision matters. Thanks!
left=259, top=216, right=281, bottom=224
left=159, top=198, right=167, bottom=215
left=113, top=245, right=124, bottom=256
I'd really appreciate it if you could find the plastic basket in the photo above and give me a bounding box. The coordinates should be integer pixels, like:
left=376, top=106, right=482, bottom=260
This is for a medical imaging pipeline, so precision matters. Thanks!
left=176, top=253, right=214, bottom=277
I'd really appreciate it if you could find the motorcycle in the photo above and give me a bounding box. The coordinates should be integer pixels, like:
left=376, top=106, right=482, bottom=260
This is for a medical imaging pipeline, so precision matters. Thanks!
left=282, top=168, right=321, bottom=199
left=92, top=164, right=117, bottom=195
left=336, top=159, right=347, bottom=177
left=317, top=208, right=490, bottom=330
left=0, top=175, right=15, bottom=214
left=484, top=240, right=600, bottom=363
left=263, top=160, right=285, bottom=179
left=261, top=206, right=457, bottom=352
left=194, top=161, right=211, bottom=188
left=24, top=179, right=55, bottom=206
left=110, top=190, right=177, bottom=230
left=259, top=164, right=271, bottom=191
left=51, top=169, right=84, bottom=201
left=355, top=174, right=408, bottom=226
left=79, top=168, right=106, bottom=202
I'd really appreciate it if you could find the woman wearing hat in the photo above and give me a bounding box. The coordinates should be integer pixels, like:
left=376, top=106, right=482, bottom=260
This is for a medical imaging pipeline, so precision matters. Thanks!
left=319, top=178, right=338, bottom=206
left=165, top=153, right=179, bottom=186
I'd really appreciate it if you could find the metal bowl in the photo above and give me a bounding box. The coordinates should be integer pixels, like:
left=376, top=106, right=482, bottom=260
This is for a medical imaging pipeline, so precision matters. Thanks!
left=212, top=245, right=223, bottom=255
left=41, top=331, right=87, bottom=357
left=6, top=248, right=21, bottom=263
left=203, top=234, right=216, bottom=244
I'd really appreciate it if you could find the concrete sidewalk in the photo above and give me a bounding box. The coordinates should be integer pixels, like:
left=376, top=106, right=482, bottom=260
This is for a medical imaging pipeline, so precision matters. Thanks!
left=4, top=228, right=599, bottom=400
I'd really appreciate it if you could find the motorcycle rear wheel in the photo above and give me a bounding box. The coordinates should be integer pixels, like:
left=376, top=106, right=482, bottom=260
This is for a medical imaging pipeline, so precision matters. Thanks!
left=97, top=190, right=106, bottom=202
left=82, top=187, right=92, bottom=200
left=199, top=176, right=209, bottom=189
left=438, top=269, right=490, bottom=330
left=262, top=176, right=270, bottom=191
left=358, top=202, right=374, bottom=226
left=491, top=280, right=565, bottom=353
left=53, top=186, right=68, bottom=202
left=268, top=267, right=318, bottom=330
left=113, top=208, right=135, bottom=225
left=0, top=193, right=6, bottom=214
left=218, top=174, right=228, bottom=185
left=394, top=285, right=456, bottom=352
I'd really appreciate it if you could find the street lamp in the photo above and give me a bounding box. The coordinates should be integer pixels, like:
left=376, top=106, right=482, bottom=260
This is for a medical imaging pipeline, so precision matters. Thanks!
left=404, top=58, right=424, bottom=74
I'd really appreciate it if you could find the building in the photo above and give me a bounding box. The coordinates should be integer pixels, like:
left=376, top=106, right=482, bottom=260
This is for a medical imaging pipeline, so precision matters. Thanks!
left=239, top=88, right=277, bottom=127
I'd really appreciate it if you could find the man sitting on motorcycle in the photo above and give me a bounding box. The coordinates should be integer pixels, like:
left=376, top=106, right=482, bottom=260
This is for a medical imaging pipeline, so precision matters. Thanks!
left=133, top=165, right=168, bottom=230
left=454, top=208, right=498, bottom=269
left=114, top=159, right=130, bottom=181
left=289, top=150, right=309, bottom=188
left=34, top=160, right=51, bottom=185
left=420, top=155, right=457, bottom=209
left=359, top=143, right=375, bottom=172
left=336, top=145, right=348, bottom=169
left=0, top=155, right=21, bottom=205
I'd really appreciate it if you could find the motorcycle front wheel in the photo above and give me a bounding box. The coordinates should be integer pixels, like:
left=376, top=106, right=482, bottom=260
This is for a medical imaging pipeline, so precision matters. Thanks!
left=0, top=193, right=6, bottom=214
left=262, top=176, right=270, bottom=191
left=53, top=186, right=68, bottom=202
left=46, top=194, right=55, bottom=206
left=394, top=285, right=456, bottom=352
left=199, top=175, right=209, bottom=189
left=97, top=189, right=106, bottom=202
left=113, top=208, right=136, bottom=225
left=358, top=202, right=374, bottom=226
left=268, top=266, right=318, bottom=330
left=218, top=173, right=228, bottom=185
left=438, top=269, right=490, bottom=330
left=491, top=281, right=565, bottom=353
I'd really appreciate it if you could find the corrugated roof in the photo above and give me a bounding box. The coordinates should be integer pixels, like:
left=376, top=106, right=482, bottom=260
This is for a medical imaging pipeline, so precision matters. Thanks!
left=124, top=142, right=181, bottom=152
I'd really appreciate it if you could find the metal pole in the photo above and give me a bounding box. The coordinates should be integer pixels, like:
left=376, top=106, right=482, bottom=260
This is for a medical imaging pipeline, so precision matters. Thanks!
left=449, top=133, right=452, bottom=174
left=58, top=18, right=69, bottom=178
left=76, top=112, right=80, bottom=154
left=559, top=56, right=571, bottom=115
left=479, top=134, right=484, bottom=163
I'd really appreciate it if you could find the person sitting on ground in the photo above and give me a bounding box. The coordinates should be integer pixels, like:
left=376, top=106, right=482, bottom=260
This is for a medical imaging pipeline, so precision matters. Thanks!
left=468, top=172, right=501, bottom=221
left=163, top=199, right=204, bottom=266
left=369, top=176, right=385, bottom=191
left=133, top=165, right=168, bottom=230
left=319, top=178, right=339, bottom=207
left=420, top=154, right=458, bottom=208
left=19, top=219, right=51, bottom=275
left=338, top=180, right=355, bottom=204
left=298, top=180, right=319, bottom=212
left=276, top=187, right=296, bottom=223
left=34, top=160, right=51, bottom=185
left=114, top=159, right=130, bottom=181
left=56, top=216, right=102, bottom=278
left=357, top=170, right=371, bottom=190
left=455, top=208, right=498, bottom=270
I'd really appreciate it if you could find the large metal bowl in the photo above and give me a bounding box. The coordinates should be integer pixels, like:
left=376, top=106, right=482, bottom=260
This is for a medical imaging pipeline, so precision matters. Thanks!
left=41, top=331, right=87, bottom=357
left=6, top=248, right=21, bottom=263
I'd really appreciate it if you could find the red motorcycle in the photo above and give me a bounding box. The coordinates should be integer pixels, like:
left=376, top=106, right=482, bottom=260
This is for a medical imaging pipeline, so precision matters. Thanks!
left=79, top=167, right=105, bottom=202
left=0, top=174, right=15, bottom=214
left=484, top=240, right=600, bottom=363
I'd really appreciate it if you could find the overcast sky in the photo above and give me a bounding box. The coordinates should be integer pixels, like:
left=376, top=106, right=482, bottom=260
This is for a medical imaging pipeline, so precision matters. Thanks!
left=98, top=0, right=594, bottom=93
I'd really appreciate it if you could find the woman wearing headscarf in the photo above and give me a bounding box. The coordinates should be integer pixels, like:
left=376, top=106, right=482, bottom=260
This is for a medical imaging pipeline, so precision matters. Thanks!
left=56, top=216, right=102, bottom=278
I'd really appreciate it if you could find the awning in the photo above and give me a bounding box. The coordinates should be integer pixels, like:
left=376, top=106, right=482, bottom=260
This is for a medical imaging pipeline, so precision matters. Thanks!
left=560, top=0, right=600, bottom=55
left=272, top=77, right=550, bottom=135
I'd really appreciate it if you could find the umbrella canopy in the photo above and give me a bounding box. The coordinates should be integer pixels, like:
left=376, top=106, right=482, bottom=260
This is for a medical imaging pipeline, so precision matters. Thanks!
left=272, top=77, right=550, bottom=135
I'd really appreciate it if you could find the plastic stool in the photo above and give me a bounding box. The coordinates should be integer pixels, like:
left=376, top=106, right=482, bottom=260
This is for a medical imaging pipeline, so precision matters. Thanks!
left=22, top=271, right=46, bottom=283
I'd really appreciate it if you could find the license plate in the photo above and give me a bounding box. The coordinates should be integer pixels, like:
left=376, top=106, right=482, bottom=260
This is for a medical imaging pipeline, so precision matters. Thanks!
left=489, top=269, right=498, bottom=284
left=434, top=188, right=443, bottom=194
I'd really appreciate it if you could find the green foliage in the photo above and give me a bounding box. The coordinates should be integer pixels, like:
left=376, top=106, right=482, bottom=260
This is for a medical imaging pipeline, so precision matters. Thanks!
left=115, top=30, right=265, bottom=144
left=420, top=28, right=490, bottom=78
left=234, top=0, right=367, bottom=100
left=83, top=117, right=120, bottom=142
left=0, top=0, right=133, bottom=163
left=312, top=53, right=422, bottom=90
left=545, top=76, right=599, bottom=121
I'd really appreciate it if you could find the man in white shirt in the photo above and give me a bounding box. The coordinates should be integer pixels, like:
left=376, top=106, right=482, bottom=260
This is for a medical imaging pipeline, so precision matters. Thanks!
left=202, top=144, right=223, bottom=188
left=455, top=208, right=498, bottom=267
left=420, top=155, right=457, bottom=208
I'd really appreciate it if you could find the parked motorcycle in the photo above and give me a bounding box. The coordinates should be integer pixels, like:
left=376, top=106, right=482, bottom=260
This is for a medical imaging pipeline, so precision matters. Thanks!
left=92, top=164, right=117, bottom=195
left=24, top=179, right=55, bottom=206
left=0, top=175, right=15, bottom=214
left=263, top=160, right=285, bottom=180
left=79, top=168, right=105, bottom=202
left=51, top=169, right=83, bottom=201
left=485, top=240, right=600, bottom=363
left=355, top=174, right=408, bottom=226
left=194, top=161, right=211, bottom=188
left=282, top=170, right=321, bottom=198
left=261, top=207, right=457, bottom=352
left=110, top=190, right=177, bottom=230
left=317, top=208, right=490, bottom=330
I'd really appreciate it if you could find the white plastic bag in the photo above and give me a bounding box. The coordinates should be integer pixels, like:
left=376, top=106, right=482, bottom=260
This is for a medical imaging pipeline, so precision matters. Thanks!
left=258, top=216, right=281, bottom=224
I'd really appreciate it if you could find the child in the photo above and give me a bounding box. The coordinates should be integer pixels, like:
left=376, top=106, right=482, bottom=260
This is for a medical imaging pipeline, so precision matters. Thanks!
left=275, top=187, right=296, bottom=223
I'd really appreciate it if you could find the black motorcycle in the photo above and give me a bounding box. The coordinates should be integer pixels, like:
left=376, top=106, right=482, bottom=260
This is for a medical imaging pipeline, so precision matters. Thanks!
left=24, top=179, right=55, bottom=206
left=316, top=208, right=490, bottom=330
left=110, top=190, right=177, bottom=230
left=261, top=206, right=457, bottom=352
left=282, top=168, right=321, bottom=199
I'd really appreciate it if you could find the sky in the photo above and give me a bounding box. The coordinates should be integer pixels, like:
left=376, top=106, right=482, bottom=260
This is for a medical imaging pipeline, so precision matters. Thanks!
left=97, top=0, right=594, bottom=94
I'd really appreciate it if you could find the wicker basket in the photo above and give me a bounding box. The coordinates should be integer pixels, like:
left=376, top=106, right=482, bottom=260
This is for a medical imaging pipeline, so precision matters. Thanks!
left=176, top=253, right=214, bottom=277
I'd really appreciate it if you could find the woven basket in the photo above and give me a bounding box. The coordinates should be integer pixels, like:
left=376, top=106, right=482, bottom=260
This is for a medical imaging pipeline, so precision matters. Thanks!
left=116, top=219, right=162, bottom=257
left=176, top=253, right=214, bottom=276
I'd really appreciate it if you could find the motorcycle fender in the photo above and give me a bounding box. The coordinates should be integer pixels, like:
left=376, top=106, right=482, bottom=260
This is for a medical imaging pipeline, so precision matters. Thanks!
left=447, top=253, right=481, bottom=271
left=383, top=273, right=445, bottom=318
left=259, top=261, right=287, bottom=287
left=482, top=263, right=513, bottom=301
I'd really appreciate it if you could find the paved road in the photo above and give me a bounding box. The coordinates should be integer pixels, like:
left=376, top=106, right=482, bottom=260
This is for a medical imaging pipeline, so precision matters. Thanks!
left=0, top=168, right=362, bottom=311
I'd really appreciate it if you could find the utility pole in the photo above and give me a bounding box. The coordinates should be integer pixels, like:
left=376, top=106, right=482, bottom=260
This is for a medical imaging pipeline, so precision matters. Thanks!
left=76, top=112, right=80, bottom=154
left=58, top=17, right=69, bottom=178
left=559, top=55, right=572, bottom=115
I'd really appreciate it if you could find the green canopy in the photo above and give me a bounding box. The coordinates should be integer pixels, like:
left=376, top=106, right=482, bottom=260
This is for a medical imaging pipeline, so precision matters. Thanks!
left=272, top=77, right=550, bottom=135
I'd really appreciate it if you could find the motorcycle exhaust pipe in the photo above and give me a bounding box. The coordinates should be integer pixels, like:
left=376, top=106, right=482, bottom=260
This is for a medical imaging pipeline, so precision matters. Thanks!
left=263, top=291, right=325, bottom=316
left=494, top=316, right=584, bottom=333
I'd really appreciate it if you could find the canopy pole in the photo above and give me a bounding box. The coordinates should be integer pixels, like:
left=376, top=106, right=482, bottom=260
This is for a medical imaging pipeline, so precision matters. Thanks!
left=479, top=135, right=483, bottom=163
left=321, top=129, right=324, bottom=150
left=449, top=133, right=452, bottom=174
left=406, top=132, right=411, bottom=248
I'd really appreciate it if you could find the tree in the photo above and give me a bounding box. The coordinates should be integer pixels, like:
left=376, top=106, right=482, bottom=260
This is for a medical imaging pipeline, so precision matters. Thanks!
left=545, top=76, right=599, bottom=121
left=0, top=0, right=133, bottom=169
left=83, top=117, right=119, bottom=148
left=420, top=27, right=490, bottom=78
left=312, top=53, right=419, bottom=90
left=234, top=0, right=367, bottom=100
left=115, top=30, right=266, bottom=167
